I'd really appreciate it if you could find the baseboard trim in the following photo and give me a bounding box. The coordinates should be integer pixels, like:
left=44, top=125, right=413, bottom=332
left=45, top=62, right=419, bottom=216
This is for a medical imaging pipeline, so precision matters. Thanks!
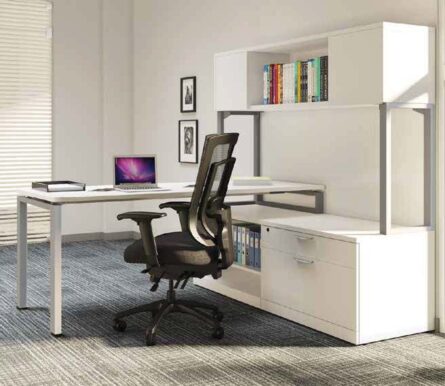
left=62, top=231, right=139, bottom=243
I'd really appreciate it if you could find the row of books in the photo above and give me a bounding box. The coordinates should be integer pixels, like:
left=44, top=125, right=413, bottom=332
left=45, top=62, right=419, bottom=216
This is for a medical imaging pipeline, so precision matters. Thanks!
left=263, top=56, right=328, bottom=104
left=232, top=224, right=261, bottom=269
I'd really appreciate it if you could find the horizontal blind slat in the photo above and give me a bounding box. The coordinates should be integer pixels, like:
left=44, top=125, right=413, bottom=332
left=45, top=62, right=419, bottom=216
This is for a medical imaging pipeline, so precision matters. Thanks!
left=0, top=0, right=51, bottom=245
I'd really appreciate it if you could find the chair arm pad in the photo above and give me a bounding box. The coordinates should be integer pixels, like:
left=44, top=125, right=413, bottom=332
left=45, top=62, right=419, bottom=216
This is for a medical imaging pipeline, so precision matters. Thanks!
left=117, top=211, right=166, bottom=223
left=159, top=201, right=190, bottom=212
left=159, top=202, right=190, bottom=232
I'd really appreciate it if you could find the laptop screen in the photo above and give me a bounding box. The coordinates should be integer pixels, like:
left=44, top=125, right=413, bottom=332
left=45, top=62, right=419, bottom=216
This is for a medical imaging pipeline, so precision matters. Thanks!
left=114, top=156, right=156, bottom=185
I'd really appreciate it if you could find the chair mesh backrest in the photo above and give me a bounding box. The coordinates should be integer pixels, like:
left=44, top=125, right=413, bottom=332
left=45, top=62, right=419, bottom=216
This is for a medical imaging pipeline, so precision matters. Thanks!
left=188, top=133, right=238, bottom=249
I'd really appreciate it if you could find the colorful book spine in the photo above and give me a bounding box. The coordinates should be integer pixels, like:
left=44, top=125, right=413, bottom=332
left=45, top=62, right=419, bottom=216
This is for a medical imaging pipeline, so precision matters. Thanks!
left=268, top=64, right=273, bottom=103
left=269, top=64, right=272, bottom=104
left=274, top=64, right=280, bottom=104
left=307, top=59, right=313, bottom=103
left=296, top=61, right=301, bottom=103
left=275, top=64, right=279, bottom=104
left=263, top=65, right=268, bottom=104
left=272, top=64, right=276, bottom=104
left=282, top=63, right=288, bottom=104
left=313, top=57, right=321, bottom=102
left=301, top=61, right=307, bottom=102
left=321, top=56, right=328, bottom=101
left=289, top=63, right=295, bottom=103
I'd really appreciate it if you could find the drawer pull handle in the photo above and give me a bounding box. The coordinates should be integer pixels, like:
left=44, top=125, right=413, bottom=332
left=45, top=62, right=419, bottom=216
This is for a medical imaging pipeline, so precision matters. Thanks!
left=295, top=235, right=314, bottom=241
left=294, top=257, right=314, bottom=264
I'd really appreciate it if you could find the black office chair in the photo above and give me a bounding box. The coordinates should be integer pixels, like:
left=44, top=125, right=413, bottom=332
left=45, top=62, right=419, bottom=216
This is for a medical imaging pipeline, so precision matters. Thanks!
left=113, top=133, right=239, bottom=345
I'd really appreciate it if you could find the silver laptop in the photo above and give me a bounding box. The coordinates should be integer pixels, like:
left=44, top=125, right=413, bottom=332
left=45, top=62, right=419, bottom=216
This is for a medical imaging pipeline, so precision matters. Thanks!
left=113, top=155, right=159, bottom=190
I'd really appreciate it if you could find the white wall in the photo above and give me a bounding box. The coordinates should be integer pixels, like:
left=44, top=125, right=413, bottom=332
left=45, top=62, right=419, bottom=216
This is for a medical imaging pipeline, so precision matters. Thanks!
left=133, top=0, right=436, bottom=227
left=53, top=0, right=133, bottom=235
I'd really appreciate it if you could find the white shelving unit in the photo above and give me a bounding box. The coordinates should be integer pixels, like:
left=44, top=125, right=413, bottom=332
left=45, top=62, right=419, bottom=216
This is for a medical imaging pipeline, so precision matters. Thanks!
left=214, top=22, right=435, bottom=111
left=214, top=21, right=436, bottom=235
left=196, top=22, right=437, bottom=345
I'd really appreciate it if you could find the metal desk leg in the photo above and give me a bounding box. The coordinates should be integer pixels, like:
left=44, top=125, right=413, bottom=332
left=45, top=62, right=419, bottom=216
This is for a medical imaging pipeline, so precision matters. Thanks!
left=50, top=204, right=62, bottom=336
left=17, top=197, right=28, bottom=309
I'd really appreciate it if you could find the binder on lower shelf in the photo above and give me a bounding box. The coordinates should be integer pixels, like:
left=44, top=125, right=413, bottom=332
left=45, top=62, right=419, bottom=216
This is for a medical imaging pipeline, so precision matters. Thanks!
left=232, top=223, right=261, bottom=270
left=254, top=230, right=261, bottom=269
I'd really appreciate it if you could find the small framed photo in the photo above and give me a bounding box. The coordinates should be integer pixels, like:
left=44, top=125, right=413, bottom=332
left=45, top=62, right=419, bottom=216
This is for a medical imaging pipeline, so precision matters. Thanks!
left=178, top=120, right=198, bottom=164
left=180, top=76, right=196, bottom=113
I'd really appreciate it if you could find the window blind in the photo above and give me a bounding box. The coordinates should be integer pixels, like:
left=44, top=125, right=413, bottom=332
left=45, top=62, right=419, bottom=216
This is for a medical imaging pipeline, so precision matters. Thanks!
left=0, top=0, right=52, bottom=245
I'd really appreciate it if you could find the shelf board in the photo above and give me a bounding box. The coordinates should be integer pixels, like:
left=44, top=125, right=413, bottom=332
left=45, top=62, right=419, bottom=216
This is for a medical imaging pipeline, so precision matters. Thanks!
left=232, top=263, right=261, bottom=275
left=220, top=102, right=434, bottom=113
left=248, top=102, right=377, bottom=112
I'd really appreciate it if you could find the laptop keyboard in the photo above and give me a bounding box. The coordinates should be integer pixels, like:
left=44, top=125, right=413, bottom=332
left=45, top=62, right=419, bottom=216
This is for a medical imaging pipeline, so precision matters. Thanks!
left=115, top=184, right=158, bottom=190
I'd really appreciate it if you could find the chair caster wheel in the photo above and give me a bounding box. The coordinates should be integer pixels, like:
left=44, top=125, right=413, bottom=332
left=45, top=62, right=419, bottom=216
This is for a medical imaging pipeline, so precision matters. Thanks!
left=113, top=319, right=127, bottom=332
left=212, top=326, right=224, bottom=340
left=212, top=311, right=224, bottom=322
left=145, top=330, right=156, bottom=346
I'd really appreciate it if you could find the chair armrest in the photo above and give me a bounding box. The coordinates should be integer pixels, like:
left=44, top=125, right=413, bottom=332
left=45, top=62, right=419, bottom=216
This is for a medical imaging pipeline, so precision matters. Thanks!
left=159, top=202, right=190, bottom=231
left=117, top=211, right=166, bottom=223
left=159, top=201, right=190, bottom=211
left=117, top=211, right=166, bottom=266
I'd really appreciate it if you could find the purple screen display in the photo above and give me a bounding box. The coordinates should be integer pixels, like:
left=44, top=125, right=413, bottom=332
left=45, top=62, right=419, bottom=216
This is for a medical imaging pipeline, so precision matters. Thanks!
left=115, top=157, right=156, bottom=184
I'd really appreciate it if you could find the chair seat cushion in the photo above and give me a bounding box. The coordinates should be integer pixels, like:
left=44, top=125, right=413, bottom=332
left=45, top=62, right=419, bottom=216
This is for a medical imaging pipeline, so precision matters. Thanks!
left=124, top=232, right=219, bottom=266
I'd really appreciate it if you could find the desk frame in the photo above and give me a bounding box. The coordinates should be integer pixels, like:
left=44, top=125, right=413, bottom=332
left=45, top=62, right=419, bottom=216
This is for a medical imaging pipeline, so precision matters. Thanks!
left=219, top=103, right=436, bottom=233
left=218, top=111, right=324, bottom=214
left=17, top=196, right=62, bottom=335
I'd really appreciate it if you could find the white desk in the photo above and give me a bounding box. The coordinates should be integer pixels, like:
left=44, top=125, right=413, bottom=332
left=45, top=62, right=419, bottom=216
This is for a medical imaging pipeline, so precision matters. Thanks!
left=16, top=180, right=324, bottom=335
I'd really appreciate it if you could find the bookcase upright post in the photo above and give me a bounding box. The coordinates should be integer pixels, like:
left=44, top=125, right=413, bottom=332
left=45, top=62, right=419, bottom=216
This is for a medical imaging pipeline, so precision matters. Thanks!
left=379, top=102, right=436, bottom=235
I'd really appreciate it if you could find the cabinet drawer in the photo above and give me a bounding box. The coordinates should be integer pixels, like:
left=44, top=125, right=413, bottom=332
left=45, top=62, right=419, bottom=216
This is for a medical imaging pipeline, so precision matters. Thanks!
left=261, top=247, right=357, bottom=330
left=261, top=226, right=357, bottom=268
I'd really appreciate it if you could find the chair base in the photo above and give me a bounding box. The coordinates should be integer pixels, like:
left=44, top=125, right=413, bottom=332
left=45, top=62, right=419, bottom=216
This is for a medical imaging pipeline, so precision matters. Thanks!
left=113, top=279, right=224, bottom=346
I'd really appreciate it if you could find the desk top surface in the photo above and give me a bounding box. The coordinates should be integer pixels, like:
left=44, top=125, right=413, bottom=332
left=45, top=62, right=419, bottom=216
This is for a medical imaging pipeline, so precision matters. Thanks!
left=231, top=205, right=431, bottom=242
left=17, top=180, right=324, bottom=204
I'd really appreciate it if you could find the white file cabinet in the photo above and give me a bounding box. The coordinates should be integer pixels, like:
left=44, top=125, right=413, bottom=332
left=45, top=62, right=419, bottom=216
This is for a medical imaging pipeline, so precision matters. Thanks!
left=195, top=205, right=435, bottom=345
left=261, top=225, right=434, bottom=344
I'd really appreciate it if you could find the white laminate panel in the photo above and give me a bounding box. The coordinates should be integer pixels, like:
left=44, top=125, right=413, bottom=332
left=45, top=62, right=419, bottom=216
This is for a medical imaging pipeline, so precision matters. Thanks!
left=262, top=226, right=357, bottom=268
left=262, top=247, right=356, bottom=330
left=329, top=26, right=383, bottom=105
left=358, top=231, right=435, bottom=344
left=383, top=23, right=435, bottom=104
left=194, top=264, right=261, bottom=307
left=214, top=52, right=248, bottom=111
left=261, top=300, right=358, bottom=344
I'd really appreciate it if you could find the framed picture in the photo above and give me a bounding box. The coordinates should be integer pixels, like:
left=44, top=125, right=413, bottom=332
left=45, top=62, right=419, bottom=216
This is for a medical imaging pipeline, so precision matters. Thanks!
left=180, top=76, right=196, bottom=112
left=178, top=120, right=198, bottom=163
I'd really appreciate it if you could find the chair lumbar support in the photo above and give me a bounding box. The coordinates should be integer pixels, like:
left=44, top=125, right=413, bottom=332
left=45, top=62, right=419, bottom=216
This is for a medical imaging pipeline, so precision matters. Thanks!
left=113, top=279, right=224, bottom=346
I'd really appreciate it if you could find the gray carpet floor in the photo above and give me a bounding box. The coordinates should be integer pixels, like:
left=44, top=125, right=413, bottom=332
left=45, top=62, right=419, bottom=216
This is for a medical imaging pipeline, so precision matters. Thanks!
left=1, top=240, right=445, bottom=385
